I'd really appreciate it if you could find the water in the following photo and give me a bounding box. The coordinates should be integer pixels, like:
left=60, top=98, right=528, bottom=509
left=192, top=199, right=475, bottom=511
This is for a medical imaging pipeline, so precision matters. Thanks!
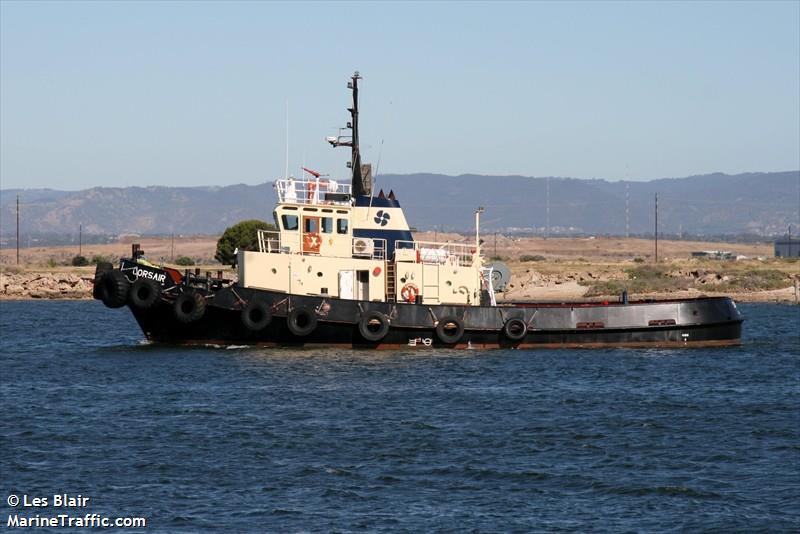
left=1, top=301, right=798, bottom=532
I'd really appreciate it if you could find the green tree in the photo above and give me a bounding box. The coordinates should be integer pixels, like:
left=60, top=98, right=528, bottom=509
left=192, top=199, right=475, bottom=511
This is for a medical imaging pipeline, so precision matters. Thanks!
left=175, top=256, right=195, bottom=266
left=71, top=255, right=89, bottom=266
left=215, top=219, right=276, bottom=266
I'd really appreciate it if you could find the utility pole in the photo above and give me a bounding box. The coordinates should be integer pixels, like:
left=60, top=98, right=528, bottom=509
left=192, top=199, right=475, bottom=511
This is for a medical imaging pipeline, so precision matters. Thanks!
left=654, top=193, right=659, bottom=263
left=171, top=232, right=175, bottom=262
left=494, top=232, right=498, bottom=258
left=16, top=194, right=20, bottom=265
left=79, top=223, right=82, bottom=257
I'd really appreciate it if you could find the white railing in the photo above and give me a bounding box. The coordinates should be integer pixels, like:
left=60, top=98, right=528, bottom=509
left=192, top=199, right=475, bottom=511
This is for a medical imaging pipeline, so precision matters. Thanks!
left=481, top=267, right=497, bottom=306
left=257, top=230, right=284, bottom=253
left=352, top=237, right=387, bottom=260
left=274, top=178, right=352, bottom=205
left=394, top=240, right=475, bottom=266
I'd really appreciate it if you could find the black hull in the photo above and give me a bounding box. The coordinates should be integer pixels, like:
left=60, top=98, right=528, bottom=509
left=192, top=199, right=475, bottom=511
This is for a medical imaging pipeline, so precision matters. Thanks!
left=124, top=285, right=743, bottom=349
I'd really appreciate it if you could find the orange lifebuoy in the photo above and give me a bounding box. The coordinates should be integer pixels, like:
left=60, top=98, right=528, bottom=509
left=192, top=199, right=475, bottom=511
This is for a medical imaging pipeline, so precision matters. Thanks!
left=400, top=283, right=419, bottom=303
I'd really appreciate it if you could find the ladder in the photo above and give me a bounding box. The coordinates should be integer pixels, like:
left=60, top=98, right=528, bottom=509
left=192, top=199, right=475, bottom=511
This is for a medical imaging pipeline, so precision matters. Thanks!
left=386, top=262, right=396, bottom=303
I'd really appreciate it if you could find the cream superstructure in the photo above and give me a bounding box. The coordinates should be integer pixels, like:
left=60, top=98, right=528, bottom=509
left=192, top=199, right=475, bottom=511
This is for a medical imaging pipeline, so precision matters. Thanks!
left=237, top=177, right=488, bottom=306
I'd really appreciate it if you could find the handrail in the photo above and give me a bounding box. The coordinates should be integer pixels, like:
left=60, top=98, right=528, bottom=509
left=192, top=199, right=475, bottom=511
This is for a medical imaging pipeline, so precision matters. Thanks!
left=275, top=178, right=352, bottom=205
left=257, top=230, right=283, bottom=253
left=394, top=239, right=474, bottom=266
left=352, top=237, right=387, bottom=260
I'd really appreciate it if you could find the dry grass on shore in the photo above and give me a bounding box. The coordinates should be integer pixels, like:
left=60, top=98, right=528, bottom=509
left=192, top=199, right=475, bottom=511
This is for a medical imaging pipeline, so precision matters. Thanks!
left=1, top=235, right=797, bottom=303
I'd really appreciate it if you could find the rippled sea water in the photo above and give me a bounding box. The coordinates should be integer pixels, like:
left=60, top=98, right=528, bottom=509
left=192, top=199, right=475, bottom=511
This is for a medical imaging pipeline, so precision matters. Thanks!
left=1, top=301, right=799, bottom=532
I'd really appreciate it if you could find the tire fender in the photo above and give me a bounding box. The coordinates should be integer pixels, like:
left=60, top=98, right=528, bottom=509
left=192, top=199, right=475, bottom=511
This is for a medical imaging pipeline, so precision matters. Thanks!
left=92, top=262, right=114, bottom=300
left=128, top=278, right=162, bottom=310
left=241, top=300, right=272, bottom=331
left=287, top=307, right=317, bottom=337
left=358, top=311, right=390, bottom=342
left=98, top=270, right=129, bottom=309
left=435, top=315, right=464, bottom=344
left=502, top=318, right=527, bottom=341
left=173, top=290, right=206, bottom=323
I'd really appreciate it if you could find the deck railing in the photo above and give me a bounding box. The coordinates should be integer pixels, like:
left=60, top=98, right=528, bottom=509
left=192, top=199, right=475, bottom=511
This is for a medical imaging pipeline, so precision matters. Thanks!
left=352, top=237, right=387, bottom=260
left=394, top=240, right=474, bottom=266
left=274, top=178, right=352, bottom=206
left=257, top=230, right=284, bottom=253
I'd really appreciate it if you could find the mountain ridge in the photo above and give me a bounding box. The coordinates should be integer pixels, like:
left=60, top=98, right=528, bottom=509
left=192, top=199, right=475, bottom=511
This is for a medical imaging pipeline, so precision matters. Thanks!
left=1, top=171, right=797, bottom=238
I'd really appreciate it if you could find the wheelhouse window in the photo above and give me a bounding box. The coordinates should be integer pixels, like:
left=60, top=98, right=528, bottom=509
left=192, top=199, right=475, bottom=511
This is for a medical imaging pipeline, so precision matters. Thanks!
left=337, top=218, right=349, bottom=234
left=304, top=218, right=318, bottom=233
left=281, top=214, right=298, bottom=231
left=321, top=217, right=333, bottom=234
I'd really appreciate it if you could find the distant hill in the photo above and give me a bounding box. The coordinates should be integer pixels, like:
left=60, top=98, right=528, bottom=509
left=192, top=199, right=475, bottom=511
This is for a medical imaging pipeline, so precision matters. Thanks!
left=1, top=171, right=797, bottom=240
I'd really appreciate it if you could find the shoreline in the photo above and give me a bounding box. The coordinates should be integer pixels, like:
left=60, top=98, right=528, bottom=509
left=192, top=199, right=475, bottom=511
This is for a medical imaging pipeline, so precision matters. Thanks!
left=2, top=269, right=796, bottom=304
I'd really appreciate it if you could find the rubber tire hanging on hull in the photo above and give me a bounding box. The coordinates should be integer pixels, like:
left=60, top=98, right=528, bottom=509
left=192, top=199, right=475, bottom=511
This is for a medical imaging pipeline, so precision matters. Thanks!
left=287, top=307, right=317, bottom=337
left=241, top=300, right=272, bottom=331
left=436, top=316, right=464, bottom=344
left=128, top=279, right=161, bottom=310
left=173, top=290, right=206, bottom=323
left=502, top=318, right=528, bottom=341
left=92, top=262, right=114, bottom=300
left=358, top=311, right=390, bottom=342
left=98, top=270, right=130, bottom=309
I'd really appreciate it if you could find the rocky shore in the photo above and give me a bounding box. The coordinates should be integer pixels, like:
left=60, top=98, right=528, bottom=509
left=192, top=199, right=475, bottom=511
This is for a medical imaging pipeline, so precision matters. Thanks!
left=1, top=271, right=95, bottom=300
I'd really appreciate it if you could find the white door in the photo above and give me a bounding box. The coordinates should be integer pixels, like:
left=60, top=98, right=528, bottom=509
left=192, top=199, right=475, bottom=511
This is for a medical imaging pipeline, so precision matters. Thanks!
left=338, top=270, right=355, bottom=300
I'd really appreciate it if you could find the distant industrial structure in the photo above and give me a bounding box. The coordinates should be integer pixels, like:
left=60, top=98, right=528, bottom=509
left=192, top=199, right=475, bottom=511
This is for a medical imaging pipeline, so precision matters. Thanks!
left=774, top=238, right=800, bottom=258
left=691, top=250, right=735, bottom=260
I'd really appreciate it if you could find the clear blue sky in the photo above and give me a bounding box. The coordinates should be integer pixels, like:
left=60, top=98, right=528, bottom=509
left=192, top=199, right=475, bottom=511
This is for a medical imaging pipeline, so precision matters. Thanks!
left=1, top=1, right=798, bottom=190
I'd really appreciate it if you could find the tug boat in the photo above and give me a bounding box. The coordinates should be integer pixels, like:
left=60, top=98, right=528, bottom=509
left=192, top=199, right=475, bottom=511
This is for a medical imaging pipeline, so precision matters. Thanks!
left=93, top=72, right=742, bottom=348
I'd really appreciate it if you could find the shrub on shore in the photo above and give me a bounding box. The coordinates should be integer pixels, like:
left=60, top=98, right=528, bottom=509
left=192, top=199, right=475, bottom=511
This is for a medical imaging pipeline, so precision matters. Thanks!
left=716, top=269, right=790, bottom=292
left=520, top=254, right=546, bottom=262
left=583, top=264, right=792, bottom=297
left=71, top=255, right=89, bottom=266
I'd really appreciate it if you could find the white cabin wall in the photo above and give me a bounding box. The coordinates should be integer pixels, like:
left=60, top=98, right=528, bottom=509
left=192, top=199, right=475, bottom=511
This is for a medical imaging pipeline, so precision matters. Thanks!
left=394, top=261, right=480, bottom=305
left=240, top=251, right=386, bottom=301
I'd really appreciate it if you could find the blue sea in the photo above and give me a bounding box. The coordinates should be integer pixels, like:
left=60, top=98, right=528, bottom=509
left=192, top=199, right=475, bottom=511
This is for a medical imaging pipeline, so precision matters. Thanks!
left=1, top=301, right=798, bottom=532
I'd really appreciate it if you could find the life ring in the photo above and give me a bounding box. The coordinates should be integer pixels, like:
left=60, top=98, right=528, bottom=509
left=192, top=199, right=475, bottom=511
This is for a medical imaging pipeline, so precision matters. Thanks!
left=128, top=278, right=161, bottom=310
left=400, top=283, right=420, bottom=303
left=436, top=315, right=464, bottom=344
left=287, top=307, right=317, bottom=336
left=358, top=311, right=390, bottom=342
left=173, top=290, right=206, bottom=323
left=241, top=299, right=272, bottom=331
left=97, top=270, right=129, bottom=309
left=502, top=318, right=527, bottom=341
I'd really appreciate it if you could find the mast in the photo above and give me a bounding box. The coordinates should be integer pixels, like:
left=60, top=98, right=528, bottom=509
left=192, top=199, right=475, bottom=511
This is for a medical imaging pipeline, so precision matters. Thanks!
left=349, top=71, right=364, bottom=196
left=328, top=71, right=369, bottom=197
